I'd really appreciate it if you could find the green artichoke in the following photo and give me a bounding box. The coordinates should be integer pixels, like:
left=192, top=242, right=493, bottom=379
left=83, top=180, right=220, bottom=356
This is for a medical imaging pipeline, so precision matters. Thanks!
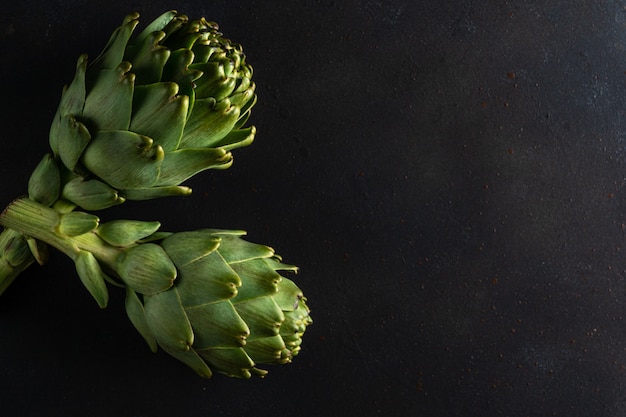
left=0, top=198, right=311, bottom=378
left=50, top=11, right=257, bottom=209
left=128, top=229, right=311, bottom=378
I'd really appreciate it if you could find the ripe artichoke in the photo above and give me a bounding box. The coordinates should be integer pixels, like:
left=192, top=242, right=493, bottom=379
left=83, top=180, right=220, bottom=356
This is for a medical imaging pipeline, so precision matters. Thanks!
left=50, top=11, right=257, bottom=209
left=128, top=229, right=311, bottom=378
left=0, top=198, right=311, bottom=378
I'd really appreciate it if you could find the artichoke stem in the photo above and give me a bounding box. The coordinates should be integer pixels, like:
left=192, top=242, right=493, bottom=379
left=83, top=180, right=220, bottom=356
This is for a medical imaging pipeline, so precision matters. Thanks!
left=0, top=198, right=119, bottom=266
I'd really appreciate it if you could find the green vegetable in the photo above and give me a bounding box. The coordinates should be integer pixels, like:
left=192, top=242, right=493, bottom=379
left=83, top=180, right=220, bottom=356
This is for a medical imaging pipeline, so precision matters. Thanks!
left=52, top=11, right=256, bottom=207
left=0, top=11, right=311, bottom=379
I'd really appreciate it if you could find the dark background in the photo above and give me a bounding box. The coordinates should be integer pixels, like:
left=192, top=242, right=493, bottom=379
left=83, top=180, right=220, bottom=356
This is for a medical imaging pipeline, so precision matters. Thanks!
left=2, top=1, right=626, bottom=416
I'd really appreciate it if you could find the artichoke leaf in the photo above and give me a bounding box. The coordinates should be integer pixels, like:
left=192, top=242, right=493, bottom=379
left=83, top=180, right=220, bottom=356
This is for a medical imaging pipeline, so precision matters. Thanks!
left=242, top=335, right=288, bottom=364
left=200, top=229, right=247, bottom=237
left=180, top=97, right=240, bottom=149
left=209, top=125, right=255, bottom=151
left=125, top=288, right=158, bottom=352
left=229, top=259, right=282, bottom=302
left=62, top=177, right=126, bottom=210
left=130, top=82, right=188, bottom=151
left=56, top=211, right=100, bottom=237
left=162, top=48, right=203, bottom=99
left=190, top=60, right=237, bottom=101
left=155, top=147, right=232, bottom=187
left=264, top=256, right=299, bottom=273
left=232, top=94, right=257, bottom=130
left=75, top=250, right=109, bottom=308
left=124, top=30, right=171, bottom=85
left=272, top=277, right=306, bottom=312
left=83, top=63, right=135, bottom=131
left=165, top=28, right=203, bottom=51
left=28, top=154, right=61, bottom=206
left=197, top=347, right=255, bottom=379
left=116, top=244, right=176, bottom=295
left=153, top=12, right=189, bottom=40
left=121, top=185, right=191, bottom=201
left=89, top=13, right=140, bottom=76
left=144, top=288, right=194, bottom=351
left=96, top=219, right=161, bottom=246
left=54, top=115, right=92, bottom=172
left=130, top=10, right=179, bottom=47
left=214, top=234, right=274, bottom=264
left=185, top=301, right=250, bottom=348
left=228, top=85, right=255, bottom=109
left=232, top=74, right=252, bottom=96
left=161, top=230, right=221, bottom=266
left=57, top=54, right=88, bottom=118
left=160, top=343, right=213, bottom=378
left=81, top=130, right=163, bottom=190
left=233, top=296, right=285, bottom=338
left=174, top=251, right=242, bottom=306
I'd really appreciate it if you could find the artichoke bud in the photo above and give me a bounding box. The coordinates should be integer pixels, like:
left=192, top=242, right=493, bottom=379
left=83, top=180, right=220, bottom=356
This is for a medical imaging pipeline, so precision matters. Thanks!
left=115, top=244, right=177, bottom=294
left=96, top=219, right=161, bottom=246
left=47, top=11, right=259, bottom=202
left=127, top=229, right=312, bottom=378
left=27, top=154, right=61, bottom=207
left=62, top=178, right=126, bottom=210
left=56, top=211, right=100, bottom=237
left=75, top=250, right=109, bottom=308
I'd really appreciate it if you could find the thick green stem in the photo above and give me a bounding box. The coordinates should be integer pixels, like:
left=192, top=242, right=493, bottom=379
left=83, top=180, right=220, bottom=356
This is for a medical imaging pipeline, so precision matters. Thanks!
left=0, top=197, right=120, bottom=265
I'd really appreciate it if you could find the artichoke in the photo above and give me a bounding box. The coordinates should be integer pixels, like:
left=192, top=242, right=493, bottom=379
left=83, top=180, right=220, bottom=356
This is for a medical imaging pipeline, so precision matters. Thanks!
left=50, top=10, right=257, bottom=209
left=129, top=229, right=311, bottom=378
left=0, top=198, right=311, bottom=378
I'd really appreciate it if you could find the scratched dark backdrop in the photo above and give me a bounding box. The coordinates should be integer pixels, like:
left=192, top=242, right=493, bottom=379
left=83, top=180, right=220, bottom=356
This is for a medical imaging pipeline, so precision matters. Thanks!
left=2, top=1, right=626, bottom=416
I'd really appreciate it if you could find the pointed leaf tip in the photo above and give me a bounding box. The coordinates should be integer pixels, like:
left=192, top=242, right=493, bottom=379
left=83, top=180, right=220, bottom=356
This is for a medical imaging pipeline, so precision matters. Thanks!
left=75, top=251, right=109, bottom=308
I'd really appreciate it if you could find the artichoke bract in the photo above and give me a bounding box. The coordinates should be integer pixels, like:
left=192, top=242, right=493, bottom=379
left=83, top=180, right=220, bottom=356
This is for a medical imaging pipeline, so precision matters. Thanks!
left=49, top=11, right=257, bottom=208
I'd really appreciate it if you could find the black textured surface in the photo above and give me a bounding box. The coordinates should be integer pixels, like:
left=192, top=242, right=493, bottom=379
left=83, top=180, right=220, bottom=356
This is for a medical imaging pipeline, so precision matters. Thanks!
left=3, top=1, right=626, bottom=416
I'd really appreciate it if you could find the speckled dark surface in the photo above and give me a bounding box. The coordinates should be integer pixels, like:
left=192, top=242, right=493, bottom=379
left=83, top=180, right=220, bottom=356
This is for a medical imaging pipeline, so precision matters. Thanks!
left=3, top=1, right=626, bottom=416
